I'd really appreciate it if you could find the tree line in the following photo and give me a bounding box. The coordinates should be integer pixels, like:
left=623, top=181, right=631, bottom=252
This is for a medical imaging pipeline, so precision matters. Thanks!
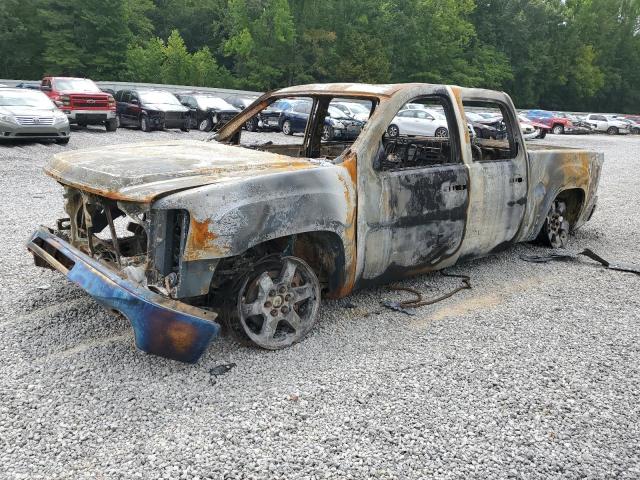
left=1, top=0, right=639, bottom=113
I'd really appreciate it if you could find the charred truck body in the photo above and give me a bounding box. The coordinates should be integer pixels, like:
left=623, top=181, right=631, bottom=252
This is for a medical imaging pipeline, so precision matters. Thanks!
left=28, top=83, right=603, bottom=363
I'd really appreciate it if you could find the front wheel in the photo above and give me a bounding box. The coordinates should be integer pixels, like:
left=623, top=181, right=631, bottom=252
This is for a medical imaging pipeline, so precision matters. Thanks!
left=321, top=125, right=333, bottom=141
left=435, top=127, right=449, bottom=138
left=222, top=256, right=321, bottom=350
left=551, top=124, right=564, bottom=135
left=282, top=120, right=293, bottom=135
left=387, top=124, right=400, bottom=138
left=245, top=117, right=258, bottom=132
left=537, top=200, right=570, bottom=249
left=606, top=126, right=618, bottom=135
left=140, top=115, right=152, bottom=132
left=105, top=118, right=118, bottom=132
left=199, top=118, right=212, bottom=131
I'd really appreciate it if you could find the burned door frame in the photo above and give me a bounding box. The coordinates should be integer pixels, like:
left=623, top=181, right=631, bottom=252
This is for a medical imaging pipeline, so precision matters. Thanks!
left=457, top=89, right=528, bottom=258
left=352, top=86, right=470, bottom=287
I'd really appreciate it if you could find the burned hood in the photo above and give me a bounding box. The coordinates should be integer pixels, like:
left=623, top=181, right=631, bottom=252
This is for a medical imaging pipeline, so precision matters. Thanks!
left=45, top=140, right=321, bottom=203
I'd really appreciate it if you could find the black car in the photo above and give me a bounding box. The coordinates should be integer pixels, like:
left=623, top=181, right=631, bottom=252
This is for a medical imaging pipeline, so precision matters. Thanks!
left=114, top=89, right=190, bottom=132
left=176, top=93, right=240, bottom=132
left=228, top=97, right=257, bottom=111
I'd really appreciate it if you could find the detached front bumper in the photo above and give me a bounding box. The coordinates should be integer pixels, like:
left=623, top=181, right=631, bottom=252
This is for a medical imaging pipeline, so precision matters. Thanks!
left=27, top=227, right=220, bottom=363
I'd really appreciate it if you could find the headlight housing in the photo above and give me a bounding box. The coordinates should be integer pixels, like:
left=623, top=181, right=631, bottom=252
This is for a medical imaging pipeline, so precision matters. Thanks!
left=0, top=114, right=17, bottom=124
left=53, top=112, right=69, bottom=125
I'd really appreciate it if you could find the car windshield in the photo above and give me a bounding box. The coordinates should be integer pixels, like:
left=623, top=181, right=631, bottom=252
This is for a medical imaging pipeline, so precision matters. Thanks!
left=0, top=90, right=55, bottom=108
left=54, top=78, right=100, bottom=93
left=466, top=112, right=483, bottom=122
left=340, top=102, right=369, bottom=114
left=140, top=91, right=181, bottom=105
left=195, top=96, right=235, bottom=110
left=328, top=106, right=352, bottom=119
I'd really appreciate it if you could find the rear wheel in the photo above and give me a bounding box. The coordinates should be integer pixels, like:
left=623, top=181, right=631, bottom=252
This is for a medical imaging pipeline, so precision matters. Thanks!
left=537, top=200, right=570, bottom=249
left=606, top=126, right=618, bottom=135
left=282, top=120, right=293, bottom=135
left=222, top=256, right=321, bottom=350
left=551, top=124, right=564, bottom=135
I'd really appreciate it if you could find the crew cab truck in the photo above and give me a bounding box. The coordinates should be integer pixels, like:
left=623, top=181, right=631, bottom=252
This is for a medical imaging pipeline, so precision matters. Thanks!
left=27, top=83, right=603, bottom=363
left=41, top=77, right=117, bottom=131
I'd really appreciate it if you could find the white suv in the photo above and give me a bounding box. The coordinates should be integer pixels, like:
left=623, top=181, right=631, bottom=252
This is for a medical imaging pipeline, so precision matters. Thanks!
left=586, top=114, right=630, bottom=135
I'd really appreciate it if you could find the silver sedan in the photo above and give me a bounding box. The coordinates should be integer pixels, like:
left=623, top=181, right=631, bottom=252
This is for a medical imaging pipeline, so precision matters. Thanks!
left=0, top=88, right=71, bottom=144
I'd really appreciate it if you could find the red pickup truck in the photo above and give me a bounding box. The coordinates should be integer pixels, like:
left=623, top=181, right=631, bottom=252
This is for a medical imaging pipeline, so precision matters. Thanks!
left=41, top=77, right=117, bottom=131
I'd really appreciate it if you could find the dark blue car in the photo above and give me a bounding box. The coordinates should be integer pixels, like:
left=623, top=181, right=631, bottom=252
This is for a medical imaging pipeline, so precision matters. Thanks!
left=261, top=100, right=364, bottom=141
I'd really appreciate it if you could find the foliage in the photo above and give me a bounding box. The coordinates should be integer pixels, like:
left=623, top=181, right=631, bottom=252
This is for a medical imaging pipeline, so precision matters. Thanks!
left=1, top=0, right=639, bottom=112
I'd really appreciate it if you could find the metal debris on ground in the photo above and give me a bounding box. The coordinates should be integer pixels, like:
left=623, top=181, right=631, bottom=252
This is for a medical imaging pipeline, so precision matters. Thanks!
left=520, top=248, right=640, bottom=275
left=382, top=271, right=472, bottom=316
left=209, top=363, right=236, bottom=377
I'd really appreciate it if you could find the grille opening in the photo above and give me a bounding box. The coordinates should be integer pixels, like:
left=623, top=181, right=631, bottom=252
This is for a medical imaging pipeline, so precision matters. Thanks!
left=32, top=237, right=76, bottom=271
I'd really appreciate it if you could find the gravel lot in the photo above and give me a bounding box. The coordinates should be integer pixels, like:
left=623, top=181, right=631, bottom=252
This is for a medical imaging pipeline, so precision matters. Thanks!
left=1, top=127, right=639, bottom=479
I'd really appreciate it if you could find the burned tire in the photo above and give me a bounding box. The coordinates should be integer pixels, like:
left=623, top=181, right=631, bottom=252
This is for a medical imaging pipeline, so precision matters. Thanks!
left=537, top=199, right=570, bottom=249
left=606, top=126, right=618, bottom=135
left=387, top=124, right=400, bottom=138
left=551, top=124, right=564, bottom=135
left=282, top=120, right=293, bottom=136
left=140, top=115, right=152, bottom=132
left=222, top=256, right=320, bottom=350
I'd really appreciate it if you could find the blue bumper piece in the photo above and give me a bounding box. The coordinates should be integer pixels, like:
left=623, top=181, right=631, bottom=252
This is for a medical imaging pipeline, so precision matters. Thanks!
left=27, top=227, right=220, bottom=363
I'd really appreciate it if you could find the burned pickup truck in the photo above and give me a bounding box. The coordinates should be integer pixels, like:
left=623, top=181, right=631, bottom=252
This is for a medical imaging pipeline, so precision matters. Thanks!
left=27, top=83, right=603, bottom=363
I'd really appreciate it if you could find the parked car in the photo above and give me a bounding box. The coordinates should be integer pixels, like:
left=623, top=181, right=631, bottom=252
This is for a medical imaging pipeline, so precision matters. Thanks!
left=176, top=93, right=240, bottom=132
left=15, top=82, right=41, bottom=90
left=114, top=89, right=190, bottom=132
left=100, top=87, right=116, bottom=96
left=612, top=116, right=640, bottom=134
left=228, top=97, right=257, bottom=111
left=330, top=101, right=371, bottom=122
left=525, top=110, right=572, bottom=134
left=28, top=82, right=603, bottom=362
left=0, top=88, right=70, bottom=144
left=245, top=98, right=300, bottom=132
left=262, top=100, right=365, bottom=141
left=518, top=114, right=548, bottom=139
left=585, top=114, right=630, bottom=135
left=466, top=111, right=506, bottom=139
left=40, top=77, right=117, bottom=131
left=387, top=108, right=450, bottom=138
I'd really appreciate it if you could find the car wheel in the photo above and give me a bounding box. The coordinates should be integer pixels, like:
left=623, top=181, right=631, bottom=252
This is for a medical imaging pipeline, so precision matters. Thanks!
left=140, top=115, right=151, bottom=132
left=537, top=199, right=570, bottom=249
left=321, top=125, right=333, bottom=141
left=105, top=118, right=118, bottom=132
left=282, top=120, right=293, bottom=135
left=551, top=124, right=564, bottom=135
left=55, top=137, right=70, bottom=145
left=387, top=124, right=400, bottom=138
left=245, top=118, right=258, bottom=132
left=606, top=126, right=618, bottom=135
left=199, top=118, right=212, bottom=132
left=435, top=127, right=449, bottom=138
left=222, top=256, right=321, bottom=350
left=537, top=128, right=547, bottom=139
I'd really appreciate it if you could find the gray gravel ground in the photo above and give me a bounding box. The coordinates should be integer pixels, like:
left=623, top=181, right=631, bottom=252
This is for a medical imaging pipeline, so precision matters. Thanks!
left=1, top=127, right=639, bottom=479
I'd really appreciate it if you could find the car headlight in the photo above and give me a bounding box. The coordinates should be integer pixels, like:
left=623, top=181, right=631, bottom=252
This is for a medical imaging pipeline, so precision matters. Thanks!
left=0, top=114, right=17, bottom=124
left=53, top=112, right=68, bottom=125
